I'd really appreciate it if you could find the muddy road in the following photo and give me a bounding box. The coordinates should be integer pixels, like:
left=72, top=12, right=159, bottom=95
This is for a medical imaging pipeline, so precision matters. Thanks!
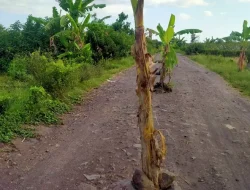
left=1, top=55, right=250, bottom=190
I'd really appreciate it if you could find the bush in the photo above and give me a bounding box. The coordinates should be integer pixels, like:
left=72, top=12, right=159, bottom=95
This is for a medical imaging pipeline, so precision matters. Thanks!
left=41, top=60, right=80, bottom=98
left=8, top=55, right=30, bottom=81
left=147, top=38, right=162, bottom=54
left=78, top=63, right=99, bottom=82
left=24, top=86, right=69, bottom=124
left=27, top=51, right=48, bottom=83
left=184, top=43, right=205, bottom=55
left=0, top=51, right=14, bottom=72
left=185, top=42, right=250, bottom=63
left=0, top=96, right=11, bottom=114
left=85, top=22, right=133, bottom=62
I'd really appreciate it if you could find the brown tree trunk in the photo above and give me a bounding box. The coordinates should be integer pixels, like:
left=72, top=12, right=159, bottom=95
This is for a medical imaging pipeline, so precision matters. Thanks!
left=238, top=49, right=246, bottom=71
left=160, top=62, right=166, bottom=88
left=131, top=0, right=166, bottom=189
left=160, top=45, right=169, bottom=87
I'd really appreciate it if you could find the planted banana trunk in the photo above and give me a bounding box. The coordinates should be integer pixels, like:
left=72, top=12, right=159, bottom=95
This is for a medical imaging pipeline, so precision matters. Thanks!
left=160, top=45, right=169, bottom=88
left=131, top=0, right=167, bottom=189
left=238, top=49, right=246, bottom=71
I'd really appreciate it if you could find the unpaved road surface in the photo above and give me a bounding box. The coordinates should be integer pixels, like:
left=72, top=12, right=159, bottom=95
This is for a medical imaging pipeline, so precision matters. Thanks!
left=1, top=55, right=250, bottom=190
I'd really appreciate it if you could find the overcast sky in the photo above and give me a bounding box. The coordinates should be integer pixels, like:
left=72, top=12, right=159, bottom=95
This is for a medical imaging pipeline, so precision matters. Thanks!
left=0, top=0, right=250, bottom=41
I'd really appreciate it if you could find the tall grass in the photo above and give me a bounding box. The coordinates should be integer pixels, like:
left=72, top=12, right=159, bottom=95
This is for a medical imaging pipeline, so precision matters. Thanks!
left=191, top=55, right=250, bottom=96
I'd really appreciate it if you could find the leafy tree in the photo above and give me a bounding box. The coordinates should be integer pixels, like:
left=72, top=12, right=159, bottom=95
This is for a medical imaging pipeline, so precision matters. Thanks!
left=112, top=12, right=134, bottom=35
left=222, top=31, right=243, bottom=42
left=85, top=21, right=133, bottom=62
left=22, top=16, right=50, bottom=53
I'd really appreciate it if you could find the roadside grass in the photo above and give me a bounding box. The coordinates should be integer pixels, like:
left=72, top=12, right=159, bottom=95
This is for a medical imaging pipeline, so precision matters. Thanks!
left=0, top=57, right=134, bottom=142
left=190, top=55, right=250, bottom=97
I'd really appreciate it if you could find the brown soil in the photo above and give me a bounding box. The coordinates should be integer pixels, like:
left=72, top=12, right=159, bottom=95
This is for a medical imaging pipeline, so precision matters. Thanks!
left=1, top=55, right=250, bottom=190
left=154, top=82, right=173, bottom=93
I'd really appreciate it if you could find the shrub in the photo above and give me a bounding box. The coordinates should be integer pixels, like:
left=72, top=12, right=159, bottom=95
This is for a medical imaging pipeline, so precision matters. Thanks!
left=8, top=55, right=30, bottom=81
left=79, top=63, right=96, bottom=82
left=0, top=96, right=11, bottom=114
left=85, top=22, right=133, bottom=62
left=27, top=51, right=48, bottom=83
left=41, top=60, right=80, bottom=98
left=24, top=86, right=69, bottom=124
left=184, top=43, right=205, bottom=55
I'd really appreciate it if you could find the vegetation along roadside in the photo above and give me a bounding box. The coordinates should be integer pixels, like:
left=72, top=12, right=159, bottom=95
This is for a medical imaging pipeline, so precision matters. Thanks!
left=0, top=0, right=161, bottom=143
left=191, top=55, right=250, bottom=97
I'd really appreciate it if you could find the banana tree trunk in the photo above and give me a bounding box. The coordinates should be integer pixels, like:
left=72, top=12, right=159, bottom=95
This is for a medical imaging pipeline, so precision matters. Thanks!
left=131, top=0, right=166, bottom=188
left=160, top=62, right=166, bottom=88
left=160, top=44, right=169, bottom=87
left=238, top=49, right=246, bottom=71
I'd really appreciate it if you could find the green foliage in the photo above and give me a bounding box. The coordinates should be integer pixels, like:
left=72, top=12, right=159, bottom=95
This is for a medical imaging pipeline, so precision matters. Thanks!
left=112, top=12, right=134, bottom=35
left=41, top=60, right=80, bottom=98
left=175, top=29, right=202, bottom=36
left=0, top=0, right=135, bottom=142
left=27, top=51, right=48, bottom=82
left=175, top=29, right=202, bottom=44
left=85, top=21, right=133, bottom=62
left=191, top=55, right=250, bottom=96
left=56, top=0, right=105, bottom=23
left=184, top=43, right=205, bottom=55
left=0, top=96, right=12, bottom=115
left=24, top=86, right=69, bottom=124
left=0, top=17, right=50, bottom=72
left=184, top=42, right=250, bottom=62
left=8, top=55, right=30, bottom=81
left=0, top=56, right=133, bottom=142
left=242, top=20, right=250, bottom=41
left=156, top=14, right=178, bottom=70
left=147, top=38, right=162, bottom=54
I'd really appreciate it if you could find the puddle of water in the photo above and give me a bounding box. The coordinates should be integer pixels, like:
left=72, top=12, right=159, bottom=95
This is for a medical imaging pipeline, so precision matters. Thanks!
left=225, top=124, right=235, bottom=130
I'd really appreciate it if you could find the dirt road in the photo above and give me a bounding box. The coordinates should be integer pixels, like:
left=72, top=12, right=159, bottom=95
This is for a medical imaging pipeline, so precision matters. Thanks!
left=1, top=55, right=250, bottom=190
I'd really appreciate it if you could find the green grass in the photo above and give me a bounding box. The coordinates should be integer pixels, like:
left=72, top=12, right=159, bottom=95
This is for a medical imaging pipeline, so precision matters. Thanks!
left=0, top=57, right=134, bottom=142
left=65, top=57, right=134, bottom=103
left=190, top=55, right=250, bottom=96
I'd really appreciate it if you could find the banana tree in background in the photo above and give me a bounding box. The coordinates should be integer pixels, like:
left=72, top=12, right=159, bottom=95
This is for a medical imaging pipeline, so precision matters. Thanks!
left=175, top=29, right=202, bottom=43
left=156, top=14, right=178, bottom=91
left=53, top=13, right=92, bottom=59
left=130, top=0, right=171, bottom=189
left=56, top=0, right=106, bottom=23
left=146, top=28, right=158, bottom=39
left=31, top=7, right=63, bottom=54
left=32, top=0, right=106, bottom=59
left=238, top=20, right=250, bottom=71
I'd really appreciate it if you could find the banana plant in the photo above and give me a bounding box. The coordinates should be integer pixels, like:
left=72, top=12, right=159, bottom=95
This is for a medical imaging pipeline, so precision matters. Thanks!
left=31, top=7, right=62, bottom=54
left=146, top=28, right=158, bottom=39
left=238, top=20, right=250, bottom=71
left=175, top=29, right=202, bottom=43
left=56, top=0, right=106, bottom=23
left=175, top=29, right=202, bottom=36
left=31, top=7, right=62, bottom=35
left=156, top=14, right=178, bottom=90
left=53, top=13, right=92, bottom=58
left=130, top=0, right=170, bottom=189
